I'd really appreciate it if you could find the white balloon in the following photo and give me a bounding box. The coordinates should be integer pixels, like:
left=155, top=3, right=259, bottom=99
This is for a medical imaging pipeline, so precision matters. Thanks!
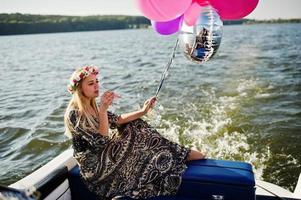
left=179, top=5, right=223, bottom=64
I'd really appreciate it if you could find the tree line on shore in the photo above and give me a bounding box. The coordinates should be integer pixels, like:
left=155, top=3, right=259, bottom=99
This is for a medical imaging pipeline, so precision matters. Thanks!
left=0, top=13, right=150, bottom=35
left=1, top=13, right=300, bottom=36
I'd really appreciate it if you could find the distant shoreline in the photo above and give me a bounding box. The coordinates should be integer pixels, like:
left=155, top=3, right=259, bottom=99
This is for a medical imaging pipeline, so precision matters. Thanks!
left=1, top=13, right=300, bottom=36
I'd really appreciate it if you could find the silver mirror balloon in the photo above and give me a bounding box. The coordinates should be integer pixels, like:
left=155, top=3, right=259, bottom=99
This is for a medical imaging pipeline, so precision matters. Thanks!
left=179, top=5, right=223, bottom=64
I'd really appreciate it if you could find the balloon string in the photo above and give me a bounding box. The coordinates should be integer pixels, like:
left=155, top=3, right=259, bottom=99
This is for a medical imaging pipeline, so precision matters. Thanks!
left=155, top=37, right=179, bottom=97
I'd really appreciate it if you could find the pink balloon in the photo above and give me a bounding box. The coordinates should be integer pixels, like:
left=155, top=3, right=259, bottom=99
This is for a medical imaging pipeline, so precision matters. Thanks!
left=195, top=0, right=209, bottom=6
left=208, top=0, right=259, bottom=20
left=136, top=0, right=192, bottom=22
left=184, top=2, right=203, bottom=26
left=152, top=15, right=184, bottom=35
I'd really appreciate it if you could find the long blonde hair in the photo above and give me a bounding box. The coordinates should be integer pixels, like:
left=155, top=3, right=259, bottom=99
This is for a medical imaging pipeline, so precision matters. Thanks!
left=64, top=68, right=99, bottom=138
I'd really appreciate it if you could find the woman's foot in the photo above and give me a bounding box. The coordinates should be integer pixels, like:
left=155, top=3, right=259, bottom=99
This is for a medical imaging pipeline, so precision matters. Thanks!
left=187, top=149, right=206, bottom=161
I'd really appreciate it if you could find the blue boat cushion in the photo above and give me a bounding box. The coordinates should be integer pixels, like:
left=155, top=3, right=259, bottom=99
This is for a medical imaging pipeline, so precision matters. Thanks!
left=177, top=159, right=255, bottom=200
left=188, top=159, right=253, bottom=172
left=68, top=159, right=255, bottom=200
left=184, top=159, right=255, bottom=186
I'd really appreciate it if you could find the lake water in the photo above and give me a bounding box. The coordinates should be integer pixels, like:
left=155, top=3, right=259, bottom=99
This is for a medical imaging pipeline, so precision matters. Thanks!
left=0, top=23, right=300, bottom=191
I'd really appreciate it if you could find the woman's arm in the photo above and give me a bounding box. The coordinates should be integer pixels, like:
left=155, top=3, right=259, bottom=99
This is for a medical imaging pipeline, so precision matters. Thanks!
left=98, top=107, right=109, bottom=136
left=98, top=91, right=115, bottom=136
left=117, top=110, right=145, bottom=125
left=117, top=96, right=156, bottom=125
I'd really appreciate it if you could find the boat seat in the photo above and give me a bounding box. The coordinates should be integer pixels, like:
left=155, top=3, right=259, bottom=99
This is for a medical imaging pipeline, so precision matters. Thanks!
left=68, top=159, right=255, bottom=200
left=177, top=159, right=255, bottom=200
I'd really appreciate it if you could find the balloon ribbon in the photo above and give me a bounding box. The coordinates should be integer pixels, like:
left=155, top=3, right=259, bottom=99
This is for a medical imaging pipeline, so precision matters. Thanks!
left=155, top=37, right=179, bottom=97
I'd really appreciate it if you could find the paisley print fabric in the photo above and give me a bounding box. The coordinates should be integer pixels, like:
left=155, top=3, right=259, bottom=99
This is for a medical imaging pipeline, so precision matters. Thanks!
left=68, top=109, right=190, bottom=199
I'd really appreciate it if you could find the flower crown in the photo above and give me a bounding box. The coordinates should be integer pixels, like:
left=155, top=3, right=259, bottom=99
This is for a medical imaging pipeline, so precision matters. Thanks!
left=67, top=65, right=99, bottom=94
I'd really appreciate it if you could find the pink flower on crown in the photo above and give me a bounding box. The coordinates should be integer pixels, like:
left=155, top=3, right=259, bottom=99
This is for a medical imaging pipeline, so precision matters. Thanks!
left=79, top=73, right=84, bottom=79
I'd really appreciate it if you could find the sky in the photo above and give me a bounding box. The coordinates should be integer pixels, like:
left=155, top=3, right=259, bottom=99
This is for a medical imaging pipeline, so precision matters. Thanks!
left=1, top=0, right=301, bottom=20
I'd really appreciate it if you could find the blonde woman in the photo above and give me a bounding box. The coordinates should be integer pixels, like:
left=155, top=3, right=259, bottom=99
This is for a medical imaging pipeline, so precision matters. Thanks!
left=64, top=66, right=205, bottom=199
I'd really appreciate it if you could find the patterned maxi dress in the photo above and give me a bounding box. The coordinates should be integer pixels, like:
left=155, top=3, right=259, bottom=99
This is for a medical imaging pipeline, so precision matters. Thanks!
left=68, top=109, right=190, bottom=199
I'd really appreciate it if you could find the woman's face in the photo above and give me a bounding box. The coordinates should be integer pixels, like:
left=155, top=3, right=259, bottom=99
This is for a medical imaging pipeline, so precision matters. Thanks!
left=81, top=74, right=99, bottom=98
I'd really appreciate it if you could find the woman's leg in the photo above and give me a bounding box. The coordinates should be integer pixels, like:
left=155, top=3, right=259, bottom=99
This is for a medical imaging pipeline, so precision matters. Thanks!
left=187, top=149, right=206, bottom=161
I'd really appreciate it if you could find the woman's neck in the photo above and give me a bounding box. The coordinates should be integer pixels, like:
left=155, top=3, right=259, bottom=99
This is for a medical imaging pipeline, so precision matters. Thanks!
left=85, top=103, right=98, bottom=117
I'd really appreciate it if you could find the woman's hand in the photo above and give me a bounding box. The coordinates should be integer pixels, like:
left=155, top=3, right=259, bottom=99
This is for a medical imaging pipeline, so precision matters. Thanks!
left=99, top=91, right=115, bottom=112
left=141, top=96, right=157, bottom=114
left=116, top=96, right=157, bottom=125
